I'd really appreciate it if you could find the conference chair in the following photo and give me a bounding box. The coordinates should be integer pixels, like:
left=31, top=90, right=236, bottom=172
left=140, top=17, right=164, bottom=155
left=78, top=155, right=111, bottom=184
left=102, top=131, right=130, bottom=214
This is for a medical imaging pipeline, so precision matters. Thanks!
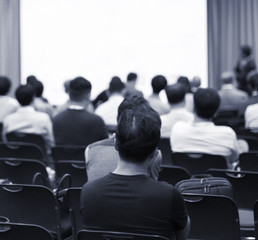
left=6, top=132, right=47, bottom=153
left=77, top=229, right=170, bottom=240
left=55, top=161, right=87, bottom=187
left=172, top=152, right=227, bottom=175
left=0, top=158, right=49, bottom=186
left=182, top=193, right=240, bottom=240
left=158, top=138, right=173, bottom=165
left=52, top=145, right=86, bottom=161
left=158, top=165, right=190, bottom=185
left=254, top=200, right=258, bottom=240
left=0, top=222, right=54, bottom=240
left=239, top=152, right=258, bottom=171
left=0, top=142, right=44, bottom=162
left=0, top=184, right=61, bottom=240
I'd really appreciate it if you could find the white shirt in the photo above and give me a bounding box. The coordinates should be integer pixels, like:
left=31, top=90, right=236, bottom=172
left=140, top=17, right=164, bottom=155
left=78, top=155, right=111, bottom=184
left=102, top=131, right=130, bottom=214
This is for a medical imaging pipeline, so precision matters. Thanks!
left=161, top=108, right=194, bottom=138
left=245, top=103, right=258, bottom=129
left=3, top=106, right=54, bottom=150
left=170, top=121, right=241, bottom=168
left=147, top=94, right=169, bottom=116
left=95, top=94, right=124, bottom=125
left=0, top=96, right=19, bottom=122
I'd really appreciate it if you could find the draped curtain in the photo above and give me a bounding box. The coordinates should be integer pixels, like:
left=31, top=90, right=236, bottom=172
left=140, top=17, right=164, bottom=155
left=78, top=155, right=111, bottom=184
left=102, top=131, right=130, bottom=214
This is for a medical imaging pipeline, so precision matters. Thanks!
left=0, top=0, right=20, bottom=96
left=208, top=0, right=258, bottom=90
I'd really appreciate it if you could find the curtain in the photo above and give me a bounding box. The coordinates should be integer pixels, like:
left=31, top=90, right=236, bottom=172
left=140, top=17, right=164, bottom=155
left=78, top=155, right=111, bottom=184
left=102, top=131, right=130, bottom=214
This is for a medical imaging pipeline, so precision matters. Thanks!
left=208, top=0, right=258, bottom=90
left=0, top=0, right=20, bottom=96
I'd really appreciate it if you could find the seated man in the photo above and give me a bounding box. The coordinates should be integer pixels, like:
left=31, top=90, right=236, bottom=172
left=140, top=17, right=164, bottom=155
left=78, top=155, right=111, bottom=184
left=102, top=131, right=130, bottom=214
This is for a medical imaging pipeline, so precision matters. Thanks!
left=2, top=84, right=54, bottom=152
left=161, top=83, right=193, bottom=138
left=53, top=77, right=108, bottom=146
left=122, top=72, right=143, bottom=98
left=81, top=102, right=190, bottom=239
left=171, top=88, right=246, bottom=169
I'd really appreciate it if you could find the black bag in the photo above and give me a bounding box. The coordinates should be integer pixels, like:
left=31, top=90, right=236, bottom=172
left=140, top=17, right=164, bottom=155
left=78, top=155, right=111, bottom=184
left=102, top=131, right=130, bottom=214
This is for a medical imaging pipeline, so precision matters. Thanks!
left=175, top=176, right=233, bottom=198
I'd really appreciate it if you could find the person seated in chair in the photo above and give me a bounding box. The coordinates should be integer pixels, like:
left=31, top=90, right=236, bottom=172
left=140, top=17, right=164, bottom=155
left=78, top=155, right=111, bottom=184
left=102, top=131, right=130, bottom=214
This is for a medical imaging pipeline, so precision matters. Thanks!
left=2, top=84, right=54, bottom=153
left=81, top=102, right=190, bottom=240
left=171, top=88, right=248, bottom=169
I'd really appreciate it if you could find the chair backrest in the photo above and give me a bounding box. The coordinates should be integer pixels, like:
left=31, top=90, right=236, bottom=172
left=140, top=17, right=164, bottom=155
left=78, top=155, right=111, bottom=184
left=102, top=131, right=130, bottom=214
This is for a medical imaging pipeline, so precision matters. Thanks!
left=0, top=184, right=60, bottom=238
left=183, top=193, right=240, bottom=240
left=52, top=145, right=86, bottom=161
left=0, top=222, right=54, bottom=240
left=0, top=142, right=44, bottom=161
left=77, top=229, right=170, bottom=240
left=0, top=158, right=49, bottom=185
left=239, top=152, right=258, bottom=171
left=56, top=161, right=87, bottom=187
left=158, top=138, right=172, bottom=165
left=207, top=169, right=258, bottom=209
left=172, top=152, right=227, bottom=175
left=254, top=200, right=258, bottom=239
left=158, top=165, right=190, bottom=185
left=6, top=132, right=46, bottom=153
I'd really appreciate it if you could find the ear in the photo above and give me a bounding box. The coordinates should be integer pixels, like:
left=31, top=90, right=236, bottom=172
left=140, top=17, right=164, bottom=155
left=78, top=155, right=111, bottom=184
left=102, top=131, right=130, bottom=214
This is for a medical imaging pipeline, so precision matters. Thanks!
left=114, top=137, right=119, bottom=151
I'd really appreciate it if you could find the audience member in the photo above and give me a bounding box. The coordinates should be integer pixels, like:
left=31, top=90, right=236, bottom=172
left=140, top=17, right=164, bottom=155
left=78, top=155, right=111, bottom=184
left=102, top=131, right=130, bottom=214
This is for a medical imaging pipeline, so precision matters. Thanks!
left=218, top=72, right=248, bottom=116
left=147, top=75, right=169, bottom=115
left=122, top=72, right=143, bottom=98
left=53, top=77, right=108, bottom=146
left=27, top=76, right=54, bottom=118
left=235, top=45, right=256, bottom=95
left=177, top=76, right=194, bottom=112
left=171, top=88, right=247, bottom=169
left=92, top=88, right=110, bottom=109
left=161, top=83, right=193, bottom=138
left=191, top=76, right=201, bottom=93
left=86, top=95, right=162, bottom=181
left=0, top=76, right=19, bottom=123
left=95, top=76, right=125, bottom=125
left=246, top=70, right=258, bottom=106
left=81, top=101, right=190, bottom=239
left=2, top=84, right=54, bottom=152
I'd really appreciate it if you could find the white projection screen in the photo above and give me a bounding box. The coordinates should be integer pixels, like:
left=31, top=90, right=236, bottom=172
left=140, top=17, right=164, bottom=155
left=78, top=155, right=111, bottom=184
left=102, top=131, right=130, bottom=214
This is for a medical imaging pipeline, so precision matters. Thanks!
left=20, top=0, right=207, bottom=105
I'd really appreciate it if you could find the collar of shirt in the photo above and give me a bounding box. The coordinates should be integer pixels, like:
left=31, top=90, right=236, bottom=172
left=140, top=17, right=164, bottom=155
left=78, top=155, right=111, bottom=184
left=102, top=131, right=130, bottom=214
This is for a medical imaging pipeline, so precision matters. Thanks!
left=17, top=106, right=35, bottom=112
left=221, top=84, right=234, bottom=90
left=191, top=121, right=215, bottom=127
left=68, top=105, right=85, bottom=110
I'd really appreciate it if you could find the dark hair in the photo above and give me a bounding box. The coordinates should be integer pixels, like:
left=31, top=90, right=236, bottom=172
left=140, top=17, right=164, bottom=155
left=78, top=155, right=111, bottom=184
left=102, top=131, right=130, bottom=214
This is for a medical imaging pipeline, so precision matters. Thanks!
left=0, top=76, right=11, bottom=95
left=151, top=75, right=167, bottom=94
left=116, top=108, right=161, bottom=162
left=194, top=88, right=220, bottom=119
left=15, top=85, right=34, bottom=106
left=109, top=76, right=125, bottom=93
left=69, top=77, right=92, bottom=101
left=127, top=72, right=137, bottom=82
left=165, top=83, right=186, bottom=104
left=177, top=76, right=191, bottom=93
left=241, top=45, right=252, bottom=57
left=26, top=75, right=38, bottom=85
left=247, top=71, right=258, bottom=90
left=117, top=95, right=149, bottom=121
left=28, top=80, right=44, bottom=97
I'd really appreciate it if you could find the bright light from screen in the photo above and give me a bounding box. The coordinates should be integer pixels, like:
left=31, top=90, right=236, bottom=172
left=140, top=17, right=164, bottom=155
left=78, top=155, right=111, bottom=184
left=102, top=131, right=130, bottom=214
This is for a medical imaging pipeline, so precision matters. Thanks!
left=21, top=0, right=207, bottom=105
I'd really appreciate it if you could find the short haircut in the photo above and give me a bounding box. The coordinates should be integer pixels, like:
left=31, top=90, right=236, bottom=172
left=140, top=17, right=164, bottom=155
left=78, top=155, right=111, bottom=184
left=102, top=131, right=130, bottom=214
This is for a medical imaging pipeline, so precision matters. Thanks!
left=15, top=85, right=34, bottom=106
left=221, top=72, right=234, bottom=84
left=247, top=70, right=258, bottom=90
left=26, top=75, right=38, bottom=85
left=109, top=76, right=125, bottom=93
left=116, top=107, right=161, bottom=163
left=194, top=88, right=220, bottom=119
left=28, top=80, right=44, bottom=97
left=69, top=77, right=92, bottom=101
left=165, top=83, right=186, bottom=104
left=117, top=95, right=149, bottom=121
left=177, top=76, right=191, bottom=93
left=241, top=45, right=252, bottom=57
left=151, top=75, right=167, bottom=94
left=0, top=76, right=11, bottom=95
left=127, top=72, right=137, bottom=82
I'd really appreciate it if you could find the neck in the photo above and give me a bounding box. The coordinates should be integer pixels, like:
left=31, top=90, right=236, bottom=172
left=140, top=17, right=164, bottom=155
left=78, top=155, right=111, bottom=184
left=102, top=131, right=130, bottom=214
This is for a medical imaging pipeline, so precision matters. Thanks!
left=170, top=101, right=185, bottom=110
left=194, top=114, right=211, bottom=123
left=68, top=100, right=89, bottom=107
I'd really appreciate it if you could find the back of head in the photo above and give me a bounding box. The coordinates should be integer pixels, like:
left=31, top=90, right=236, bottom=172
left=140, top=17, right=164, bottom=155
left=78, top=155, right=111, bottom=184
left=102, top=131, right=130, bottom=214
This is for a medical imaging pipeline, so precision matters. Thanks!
left=28, top=79, right=44, bottom=97
left=0, top=76, right=11, bottom=95
left=247, top=70, right=258, bottom=90
left=109, top=76, right=125, bottom=94
left=116, top=107, right=161, bottom=163
left=69, top=77, right=92, bottom=101
left=26, top=75, right=38, bottom=85
left=15, top=85, right=34, bottom=106
left=241, top=45, right=252, bottom=57
left=177, top=76, right=191, bottom=93
left=191, top=76, right=201, bottom=88
left=151, top=75, right=167, bottom=94
left=127, top=72, right=137, bottom=82
left=165, top=83, right=186, bottom=104
left=194, top=88, right=220, bottom=119
left=221, top=72, right=234, bottom=85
